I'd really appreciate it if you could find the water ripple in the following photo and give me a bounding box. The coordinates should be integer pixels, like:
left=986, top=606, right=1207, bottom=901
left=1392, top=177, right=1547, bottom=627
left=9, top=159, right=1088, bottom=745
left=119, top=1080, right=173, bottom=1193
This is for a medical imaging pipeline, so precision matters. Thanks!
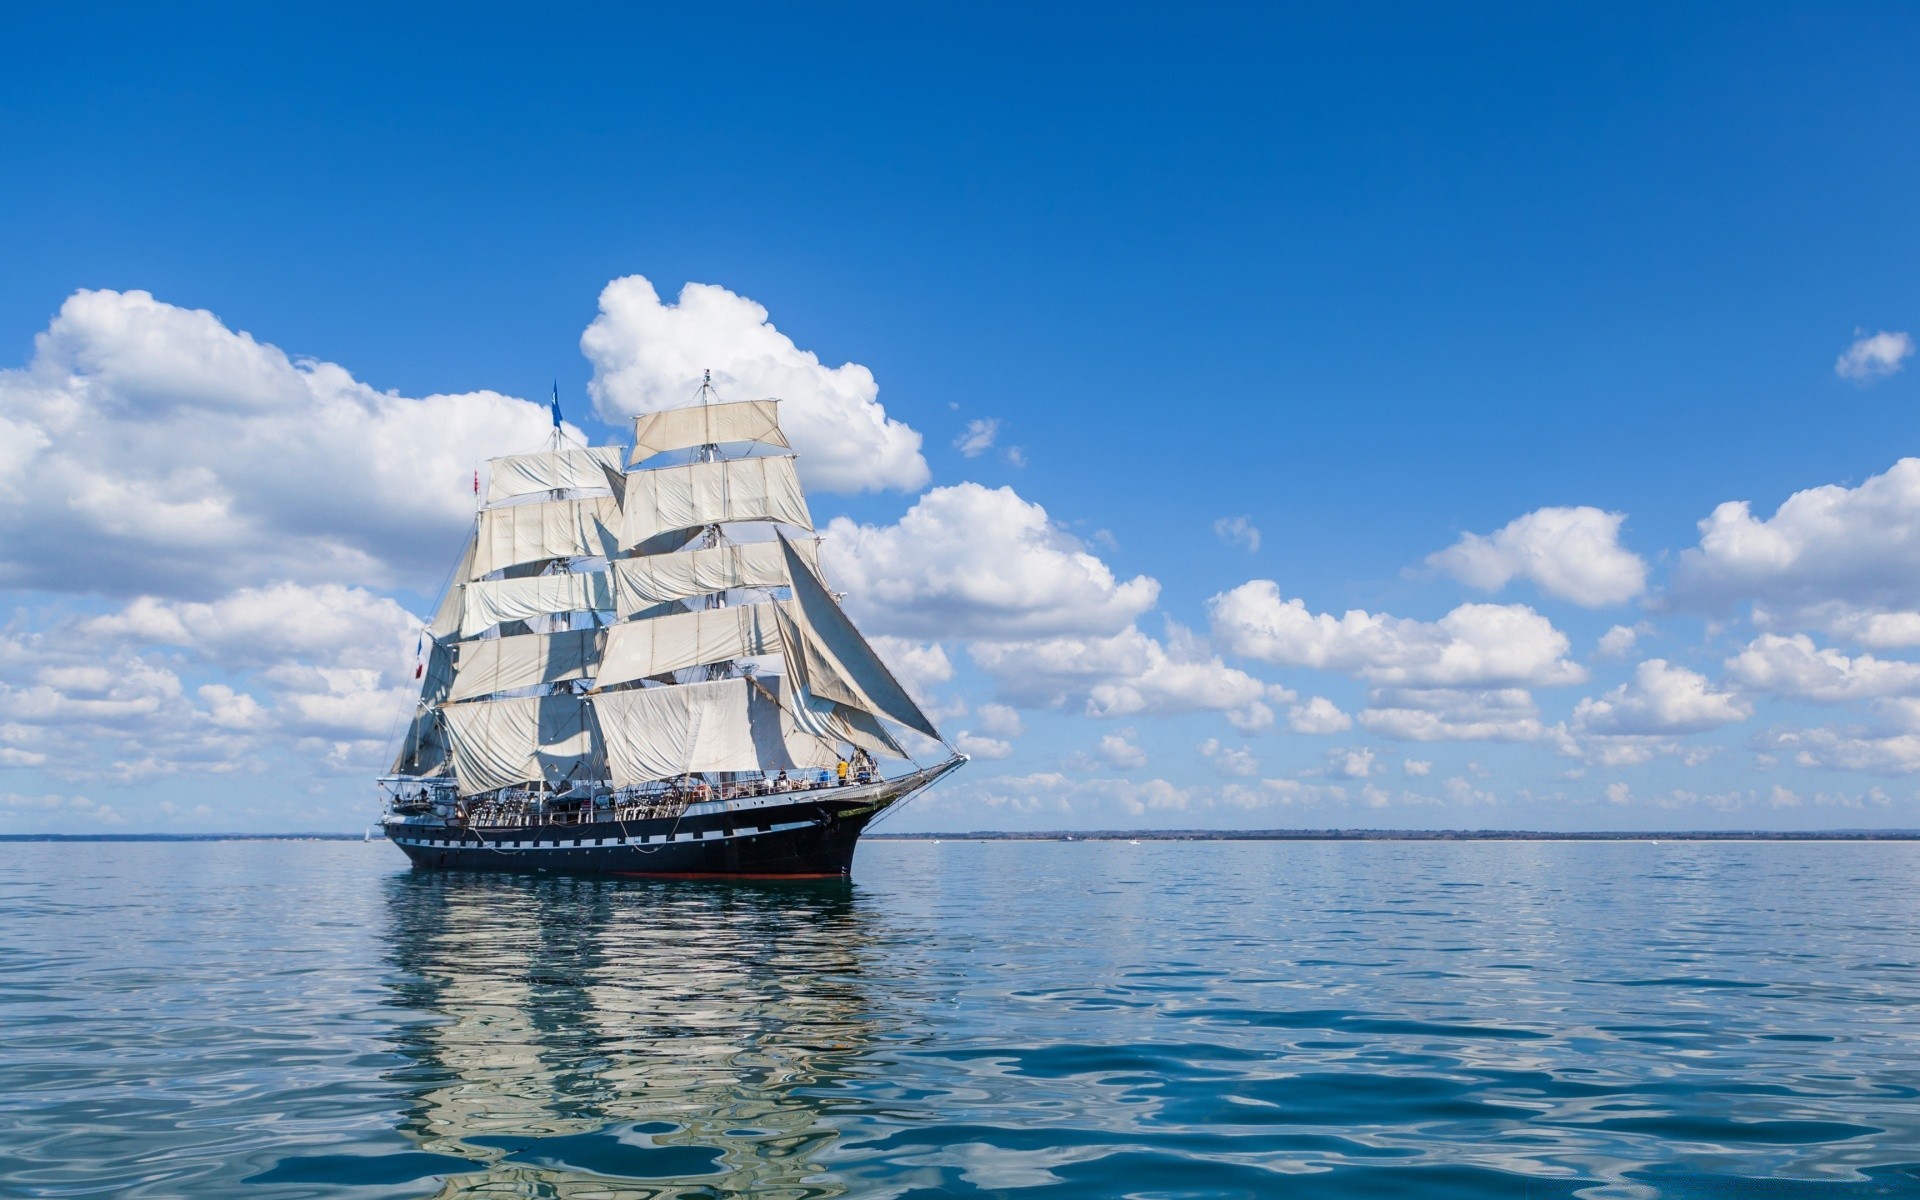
left=3, top=839, right=1919, bottom=1197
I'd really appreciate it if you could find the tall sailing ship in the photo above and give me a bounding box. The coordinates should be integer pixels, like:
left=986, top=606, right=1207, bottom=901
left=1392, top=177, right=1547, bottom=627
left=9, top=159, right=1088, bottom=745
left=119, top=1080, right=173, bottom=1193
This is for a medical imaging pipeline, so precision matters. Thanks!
left=379, top=381, right=964, bottom=876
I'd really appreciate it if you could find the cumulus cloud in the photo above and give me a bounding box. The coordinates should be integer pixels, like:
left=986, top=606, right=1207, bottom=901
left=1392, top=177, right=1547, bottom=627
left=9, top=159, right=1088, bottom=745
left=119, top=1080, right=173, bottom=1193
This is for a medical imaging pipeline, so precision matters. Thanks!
left=1835, top=330, right=1914, bottom=383
left=0, top=289, right=562, bottom=598
left=953, top=731, right=1014, bottom=760
left=1095, top=731, right=1147, bottom=769
left=971, top=622, right=1273, bottom=724
left=954, top=418, right=999, bottom=457
left=1755, top=725, right=1920, bottom=775
left=1213, top=516, right=1261, bottom=553
left=1209, top=581, right=1585, bottom=688
left=1358, top=687, right=1546, bottom=742
left=1667, top=458, right=1920, bottom=641
left=974, top=702, right=1024, bottom=739
left=1424, top=506, right=1648, bottom=607
left=1199, top=738, right=1259, bottom=778
left=1572, top=659, right=1750, bottom=736
left=1331, top=747, right=1376, bottom=778
left=1403, top=759, right=1432, bottom=776
left=1595, top=624, right=1645, bottom=659
left=581, top=276, right=928, bottom=493
left=825, top=483, right=1159, bottom=639
left=1725, top=633, right=1920, bottom=702
left=1287, top=696, right=1352, bottom=734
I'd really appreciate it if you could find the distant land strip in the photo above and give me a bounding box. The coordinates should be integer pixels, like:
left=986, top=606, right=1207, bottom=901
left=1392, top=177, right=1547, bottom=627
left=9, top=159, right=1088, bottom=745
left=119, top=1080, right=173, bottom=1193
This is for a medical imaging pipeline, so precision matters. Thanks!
left=868, top=828, right=1920, bottom=841
left=7, top=829, right=1919, bottom=843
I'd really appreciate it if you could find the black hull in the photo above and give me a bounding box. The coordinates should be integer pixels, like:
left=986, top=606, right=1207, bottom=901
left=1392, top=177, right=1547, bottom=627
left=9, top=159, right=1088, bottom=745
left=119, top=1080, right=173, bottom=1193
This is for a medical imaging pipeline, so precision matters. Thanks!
left=384, top=759, right=960, bottom=879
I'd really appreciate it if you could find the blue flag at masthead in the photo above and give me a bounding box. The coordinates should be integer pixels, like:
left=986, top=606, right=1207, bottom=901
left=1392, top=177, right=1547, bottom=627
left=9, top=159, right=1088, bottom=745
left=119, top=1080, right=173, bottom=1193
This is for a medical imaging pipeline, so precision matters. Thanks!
left=549, top=383, right=562, bottom=429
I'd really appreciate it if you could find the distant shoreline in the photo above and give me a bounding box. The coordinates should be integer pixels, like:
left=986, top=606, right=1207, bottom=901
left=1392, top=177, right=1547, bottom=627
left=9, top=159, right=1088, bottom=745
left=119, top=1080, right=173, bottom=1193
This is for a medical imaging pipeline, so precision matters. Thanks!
left=4, top=829, right=1919, bottom=843
left=870, top=829, right=1920, bottom=842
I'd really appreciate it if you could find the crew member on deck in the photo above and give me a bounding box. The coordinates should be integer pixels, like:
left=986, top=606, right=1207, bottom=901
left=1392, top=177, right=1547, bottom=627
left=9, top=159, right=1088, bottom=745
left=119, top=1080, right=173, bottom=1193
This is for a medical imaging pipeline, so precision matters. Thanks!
left=837, top=759, right=849, bottom=786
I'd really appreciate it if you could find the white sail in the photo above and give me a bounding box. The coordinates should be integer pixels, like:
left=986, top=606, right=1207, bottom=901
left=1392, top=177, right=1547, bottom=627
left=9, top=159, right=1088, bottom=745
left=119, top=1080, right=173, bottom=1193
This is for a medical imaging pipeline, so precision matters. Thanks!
left=595, top=602, right=787, bottom=689
left=486, top=445, right=625, bottom=502
left=427, top=531, right=479, bottom=639
left=442, top=694, right=597, bottom=796
left=608, top=539, right=816, bottom=615
left=471, top=495, right=621, bottom=579
left=447, top=628, right=605, bottom=704
left=618, top=456, right=812, bottom=550
left=593, top=677, right=796, bottom=787
left=458, top=572, right=614, bottom=638
left=777, top=533, right=941, bottom=740
left=391, top=638, right=456, bottom=774
left=777, top=671, right=905, bottom=765
left=629, top=399, right=789, bottom=464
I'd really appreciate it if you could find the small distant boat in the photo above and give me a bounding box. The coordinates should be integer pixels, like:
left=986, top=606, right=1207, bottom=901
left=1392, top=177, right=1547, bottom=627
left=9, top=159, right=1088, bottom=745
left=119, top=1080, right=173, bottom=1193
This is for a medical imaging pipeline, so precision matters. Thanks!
left=379, top=378, right=964, bottom=878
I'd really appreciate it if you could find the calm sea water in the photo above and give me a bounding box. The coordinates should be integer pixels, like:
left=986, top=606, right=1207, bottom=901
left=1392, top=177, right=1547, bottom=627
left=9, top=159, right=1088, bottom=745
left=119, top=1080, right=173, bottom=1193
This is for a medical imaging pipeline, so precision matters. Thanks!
left=2, top=839, right=1918, bottom=1198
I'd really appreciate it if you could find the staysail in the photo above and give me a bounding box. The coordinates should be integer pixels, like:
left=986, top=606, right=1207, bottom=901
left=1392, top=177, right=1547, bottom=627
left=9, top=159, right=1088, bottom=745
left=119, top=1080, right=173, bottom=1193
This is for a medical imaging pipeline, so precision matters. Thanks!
left=776, top=533, right=941, bottom=740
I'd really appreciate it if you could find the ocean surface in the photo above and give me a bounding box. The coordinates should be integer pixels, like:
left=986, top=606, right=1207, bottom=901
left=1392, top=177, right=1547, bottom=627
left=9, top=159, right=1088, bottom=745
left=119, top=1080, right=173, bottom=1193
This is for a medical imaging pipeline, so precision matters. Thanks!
left=2, top=840, right=1918, bottom=1199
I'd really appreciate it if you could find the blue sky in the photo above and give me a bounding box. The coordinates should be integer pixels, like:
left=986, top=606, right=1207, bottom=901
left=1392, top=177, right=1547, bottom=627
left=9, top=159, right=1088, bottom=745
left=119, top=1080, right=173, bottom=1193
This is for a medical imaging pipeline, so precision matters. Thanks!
left=2, top=4, right=1919, bottom=831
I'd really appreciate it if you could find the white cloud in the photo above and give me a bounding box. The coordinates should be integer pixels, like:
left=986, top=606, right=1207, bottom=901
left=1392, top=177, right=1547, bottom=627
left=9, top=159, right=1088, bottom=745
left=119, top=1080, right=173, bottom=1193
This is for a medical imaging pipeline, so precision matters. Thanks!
left=941, top=770, right=1192, bottom=819
left=1287, top=696, right=1352, bottom=734
left=954, top=731, right=1013, bottom=760
left=1595, top=624, right=1644, bottom=659
left=1226, top=701, right=1276, bottom=732
left=581, top=276, right=928, bottom=493
left=1572, top=659, right=1750, bottom=736
left=1213, top=516, right=1261, bottom=553
left=1725, top=633, right=1920, bottom=702
left=0, top=289, right=562, bottom=598
left=1424, top=506, right=1647, bottom=607
left=974, top=703, right=1024, bottom=739
left=825, top=483, right=1159, bottom=639
left=1403, top=759, right=1432, bottom=776
left=970, top=623, right=1272, bottom=722
left=1332, top=747, right=1376, bottom=778
left=1209, top=581, right=1585, bottom=688
left=865, top=636, right=954, bottom=699
left=1198, top=738, right=1259, bottom=778
left=1756, top=725, right=1920, bottom=775
left=954, top=418, right=999, bottom=457
left=1667, top=458, right=1920, bottom=640
left=1835, top=330, right=1914, bottom=383
left=1358, top=687, right=1546, bottom=742
left=1095, top=731, right=1147, bottom=769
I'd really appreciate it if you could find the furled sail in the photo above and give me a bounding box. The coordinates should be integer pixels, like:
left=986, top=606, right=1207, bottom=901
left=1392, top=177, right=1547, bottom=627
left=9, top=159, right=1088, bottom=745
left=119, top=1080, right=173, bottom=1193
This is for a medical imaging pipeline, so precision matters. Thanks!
left=593, top=677, right=797, bottom=787
left=595, top=602, right=787, bottom=689
left=618, top=456, right=812, bottom=550
left=629, top=399, right=789, bottom=464
left=608, top=539, right=817, bottom=615
left=486, top=445, right=625, bottom=502
left=442, top=694, right=597, bottom=796
left=776, top=533, right=941, bottom=740
left=446, top=628, right=605, bottom=704
left=471, top=495, right=621, bottom=578
left=458, top=571, right=614, bottom=638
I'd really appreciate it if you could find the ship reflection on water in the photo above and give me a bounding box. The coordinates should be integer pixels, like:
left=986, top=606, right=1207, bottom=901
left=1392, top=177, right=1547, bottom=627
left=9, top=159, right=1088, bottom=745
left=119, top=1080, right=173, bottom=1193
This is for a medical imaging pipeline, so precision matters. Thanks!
left=380, top=871, right=891, bottom=1198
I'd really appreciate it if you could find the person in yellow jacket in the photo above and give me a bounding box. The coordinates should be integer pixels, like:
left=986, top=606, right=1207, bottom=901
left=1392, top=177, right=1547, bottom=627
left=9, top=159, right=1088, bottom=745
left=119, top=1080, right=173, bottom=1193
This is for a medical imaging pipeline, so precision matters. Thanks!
left=836, top=759, right=849, bottom=786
